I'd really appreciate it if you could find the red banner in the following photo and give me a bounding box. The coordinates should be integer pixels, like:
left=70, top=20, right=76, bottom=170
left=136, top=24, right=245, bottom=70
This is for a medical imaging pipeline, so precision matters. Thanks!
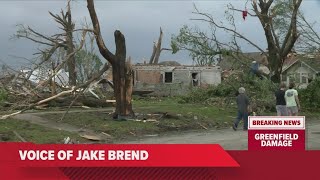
left=0, top=143, right=239, bottom=167
left=0, top=143, right=320, bottom=179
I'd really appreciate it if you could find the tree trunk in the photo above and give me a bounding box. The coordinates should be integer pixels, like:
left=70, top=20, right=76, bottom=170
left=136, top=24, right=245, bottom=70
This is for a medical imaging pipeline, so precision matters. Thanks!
left=149, top=43, right=157, bottom=64
left=66, top=3, right=77, bottom=86
left=112, top=31, right=134, bottom=119
left=149, top=27, right=163, bottom=64
left=268, top=48, right=282, bottom=83
left=87, top=0, right=134, bottom=119
left=124, top=57, right=134, bottom=116
left=111, top=62, right=134, bottom=119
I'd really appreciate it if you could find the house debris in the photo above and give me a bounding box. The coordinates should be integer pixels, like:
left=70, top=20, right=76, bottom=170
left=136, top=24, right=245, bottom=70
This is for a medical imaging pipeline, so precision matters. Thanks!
left=0, top=67, right=114, bottom=112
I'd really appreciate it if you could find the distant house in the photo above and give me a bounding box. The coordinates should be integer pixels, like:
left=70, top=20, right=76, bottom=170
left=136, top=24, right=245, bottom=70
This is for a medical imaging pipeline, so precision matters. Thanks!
left=281, top=54, right=320, bottom=89
left=132, top=63, right=221, bottom=96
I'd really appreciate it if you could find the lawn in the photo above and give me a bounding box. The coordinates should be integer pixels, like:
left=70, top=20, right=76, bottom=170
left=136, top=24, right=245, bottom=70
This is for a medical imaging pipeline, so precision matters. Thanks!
left=2, top=97, right=320, bottom=144
left=42, top=98, right=238, bottom=141
left=0, top=119, right=79, bottom=143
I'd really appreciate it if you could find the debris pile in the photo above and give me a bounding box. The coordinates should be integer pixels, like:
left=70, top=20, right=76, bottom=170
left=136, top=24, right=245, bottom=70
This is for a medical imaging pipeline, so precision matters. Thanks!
left=0, top=68, right=115, bottom=119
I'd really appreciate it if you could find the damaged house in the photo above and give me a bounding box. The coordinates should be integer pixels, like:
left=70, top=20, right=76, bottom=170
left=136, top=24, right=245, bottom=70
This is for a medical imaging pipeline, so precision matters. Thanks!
left=132, top=64, right=221, bottom=96
left=218, top=51, right=320, bottom=88
left=281, top=53, right=320, bottom=89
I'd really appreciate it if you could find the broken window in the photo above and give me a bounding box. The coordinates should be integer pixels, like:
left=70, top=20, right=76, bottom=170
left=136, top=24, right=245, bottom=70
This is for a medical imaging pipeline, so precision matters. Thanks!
left=301, top=76, right=308, bottom=84
left=164, top=72, right=173, bottom=83
left=301, top=73, right=308, bottom=84
left=132, top=71, right=135, bottom=86
left=281, top=74, right=287, bottom=82
left=191, top=72, right=199, bottom=86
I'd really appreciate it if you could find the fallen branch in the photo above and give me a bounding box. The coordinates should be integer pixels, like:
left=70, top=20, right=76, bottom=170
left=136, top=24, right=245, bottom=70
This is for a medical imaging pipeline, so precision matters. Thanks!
left=0, top=111, right=22, bottom=120
left=129, top=131, right=136, bottom=136
left=101, top=132, right=112, bottom=137
left=58, top=88, right=85, bottom=122
left=0, top=87, right=75, bottom=119
left=198, top=123, right=208, bottom=130
left=36, top=86, right=75, bottom=105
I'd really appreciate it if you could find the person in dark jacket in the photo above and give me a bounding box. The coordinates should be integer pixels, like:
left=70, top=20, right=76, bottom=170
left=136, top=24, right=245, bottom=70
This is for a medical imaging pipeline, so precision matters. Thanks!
left=275, top=83, right=288, bottom=116
left=233, top=87, right=250, bottom=131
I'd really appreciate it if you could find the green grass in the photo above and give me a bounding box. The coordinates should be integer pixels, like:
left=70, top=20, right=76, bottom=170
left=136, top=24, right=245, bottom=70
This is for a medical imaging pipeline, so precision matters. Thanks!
left=3, top=97, right=319, bottom=143
left=44, top=112, right=160, bottom=140
left=42, top=98, right=237, bottom=141
left=0, top=119, right=80, bottom=143
left=133, top=98, right=237, bottom=120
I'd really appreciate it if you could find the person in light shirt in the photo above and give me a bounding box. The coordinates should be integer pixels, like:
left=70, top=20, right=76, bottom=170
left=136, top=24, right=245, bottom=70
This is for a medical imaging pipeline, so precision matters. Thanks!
left=285, top=82, right=301, bottom=116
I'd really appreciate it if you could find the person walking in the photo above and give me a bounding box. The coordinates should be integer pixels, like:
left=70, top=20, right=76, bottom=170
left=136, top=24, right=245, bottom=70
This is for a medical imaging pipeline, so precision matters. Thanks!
left=275, top=83, right=288, bottom=116
left=285, top=82, right=301, bottom=116
left=233, top=87, right=250, bottom=131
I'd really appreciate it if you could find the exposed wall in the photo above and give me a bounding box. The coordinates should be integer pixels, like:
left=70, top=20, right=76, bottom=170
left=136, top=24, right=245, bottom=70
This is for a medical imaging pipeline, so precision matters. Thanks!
left=133, top=65, right=221, bottom=96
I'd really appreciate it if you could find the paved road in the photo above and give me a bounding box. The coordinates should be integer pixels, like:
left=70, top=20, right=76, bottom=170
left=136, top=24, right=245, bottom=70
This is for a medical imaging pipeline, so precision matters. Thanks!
left=121, top=120, right=320, bottom=150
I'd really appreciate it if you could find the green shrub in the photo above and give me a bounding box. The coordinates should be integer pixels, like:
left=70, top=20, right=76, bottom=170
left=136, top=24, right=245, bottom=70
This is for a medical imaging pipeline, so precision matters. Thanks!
left=178, top=87, right=212, bottom=103
left=179, top=73, right=278, bottom=113
left=299, top=77, right=320, bottom=109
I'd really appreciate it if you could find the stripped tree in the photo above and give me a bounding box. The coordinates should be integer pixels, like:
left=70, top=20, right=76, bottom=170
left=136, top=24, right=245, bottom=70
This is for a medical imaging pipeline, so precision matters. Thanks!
left=149, top=27, right=172, bottom=64
left=49, top=0, right=77, bottom=86
left=87, top=0, right=134, bottom=119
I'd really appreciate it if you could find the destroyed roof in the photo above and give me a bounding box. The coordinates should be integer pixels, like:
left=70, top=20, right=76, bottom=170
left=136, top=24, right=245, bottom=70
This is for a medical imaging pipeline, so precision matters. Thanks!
left=299, top=55, right=320, bottom=72
left=282, top=56, right=299, bottom=72
left=282, top=54, right=320, bottom=73
left=158, top=61, right=181, bottom=66
left=135, top=60, right=182, bottom=66
left=133, top=64, right=219, bottom=69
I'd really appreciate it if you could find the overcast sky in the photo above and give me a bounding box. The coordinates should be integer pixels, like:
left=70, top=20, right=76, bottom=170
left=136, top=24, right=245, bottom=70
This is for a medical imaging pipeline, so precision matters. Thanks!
left=0, top=0, right=320, bottom=69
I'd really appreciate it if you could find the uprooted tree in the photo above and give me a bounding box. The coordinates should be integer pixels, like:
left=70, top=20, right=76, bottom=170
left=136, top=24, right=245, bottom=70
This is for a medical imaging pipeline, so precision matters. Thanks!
left=87, top=0, right=134, bottom=119
left=172, top=0, right=304, bottom=82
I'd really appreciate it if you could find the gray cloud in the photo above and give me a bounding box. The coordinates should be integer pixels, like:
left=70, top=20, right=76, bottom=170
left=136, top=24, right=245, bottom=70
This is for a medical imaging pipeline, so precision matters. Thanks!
left=0, top=0, right=319, bottom=69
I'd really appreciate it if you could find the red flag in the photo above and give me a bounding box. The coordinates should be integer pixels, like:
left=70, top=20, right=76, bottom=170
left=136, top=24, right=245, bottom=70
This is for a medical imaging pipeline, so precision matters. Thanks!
left=242, top=10, right=248, bottom=20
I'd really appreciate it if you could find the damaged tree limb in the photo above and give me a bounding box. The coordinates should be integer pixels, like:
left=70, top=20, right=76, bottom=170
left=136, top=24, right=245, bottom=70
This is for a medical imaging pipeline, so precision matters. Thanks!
left=149, top=27, right=172, bottom=64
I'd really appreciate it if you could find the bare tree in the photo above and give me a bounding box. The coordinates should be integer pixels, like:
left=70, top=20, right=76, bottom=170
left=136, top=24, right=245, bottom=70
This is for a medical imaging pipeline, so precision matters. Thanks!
left=87, top=0, right=134, bottom=119
left=15, top=0, right=78, bottom=86
left=49, top=1, right=77, bottom=85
